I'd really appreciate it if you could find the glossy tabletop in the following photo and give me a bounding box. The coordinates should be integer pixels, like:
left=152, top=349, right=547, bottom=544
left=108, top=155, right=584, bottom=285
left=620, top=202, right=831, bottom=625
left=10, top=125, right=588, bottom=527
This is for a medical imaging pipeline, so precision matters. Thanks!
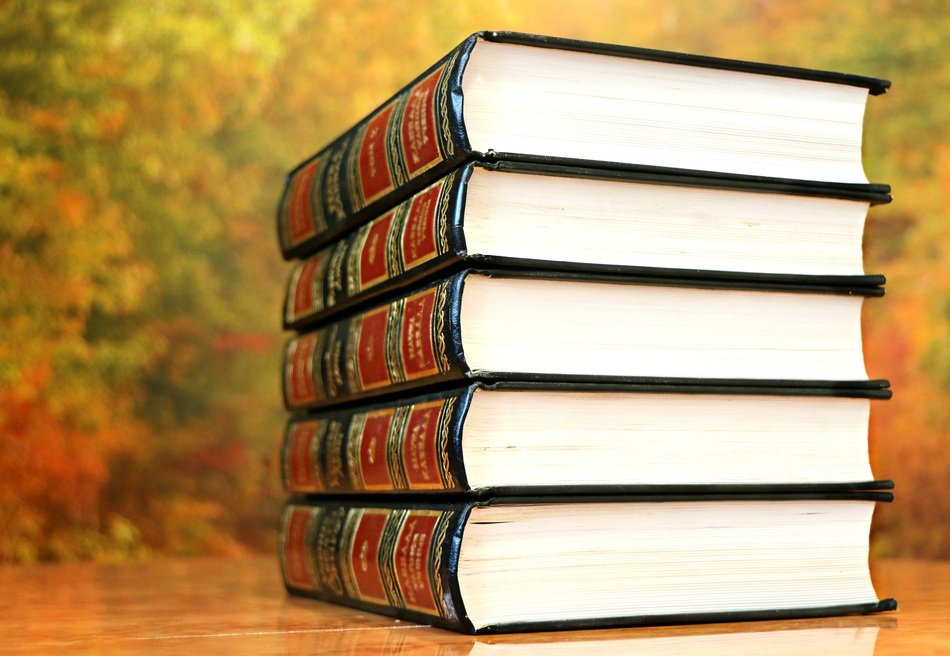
left=1, top=557, right=947, bottom=654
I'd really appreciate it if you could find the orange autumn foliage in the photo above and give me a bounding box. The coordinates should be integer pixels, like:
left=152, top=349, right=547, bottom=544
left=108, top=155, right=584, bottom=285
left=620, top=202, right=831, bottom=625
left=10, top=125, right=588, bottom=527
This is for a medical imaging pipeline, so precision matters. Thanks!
left=0, top=365, right=146, bottom=561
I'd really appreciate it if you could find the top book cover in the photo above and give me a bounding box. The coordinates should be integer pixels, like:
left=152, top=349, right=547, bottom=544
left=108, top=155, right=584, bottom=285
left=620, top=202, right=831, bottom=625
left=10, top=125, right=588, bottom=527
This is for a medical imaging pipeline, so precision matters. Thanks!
left=276, top=31, right=890, bottom=259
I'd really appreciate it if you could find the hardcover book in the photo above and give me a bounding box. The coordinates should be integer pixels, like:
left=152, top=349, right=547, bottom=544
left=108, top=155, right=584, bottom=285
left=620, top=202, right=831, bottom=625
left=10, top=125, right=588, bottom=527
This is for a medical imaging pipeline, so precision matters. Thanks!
left=276, top=30, right=890, bottom=259
left=284, top=161, right=889, bottom=330
left=280, top=493, right=896, bottom=634
left=281, top=382, right=891, bottom=495
left=282, top=269, right=886, bottom=411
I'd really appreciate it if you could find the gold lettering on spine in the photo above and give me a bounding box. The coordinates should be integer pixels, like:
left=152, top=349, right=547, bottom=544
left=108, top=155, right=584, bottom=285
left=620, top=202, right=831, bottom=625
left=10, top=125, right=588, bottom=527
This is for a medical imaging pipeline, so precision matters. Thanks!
left=313, top=507, right=346, bottom=597
left=325, top=139, right=348, bottom=224
left=405, top=86, right=432, bottom=167
left=400, top=65, right=449, bottom=179
left=407, top=435, right=429, bottom=482
left=366, top=232, right=380, bottom=267
left=366, top=131, right=379, bottom=180
left=392, top=510, right=442, bottom=614
left=367, top=436, right=377, bottom=464
left=359, top=534, right=371, bottom=573
left=323, top=323, right=345, bottom=399
left=399, top=519, right=429, bottom=603
left=324, top=420, right=346, bottom=490
left=350, top=509, right=393, bottom=605
left=403, top=294, right=438, bottom=378
left=325, top=239, right=349, bottom=308
left=405, top=193, right=434, bottom=264
left=356, top=103, right=401, bottom=207
left=407, top=403, right=438, bottom=486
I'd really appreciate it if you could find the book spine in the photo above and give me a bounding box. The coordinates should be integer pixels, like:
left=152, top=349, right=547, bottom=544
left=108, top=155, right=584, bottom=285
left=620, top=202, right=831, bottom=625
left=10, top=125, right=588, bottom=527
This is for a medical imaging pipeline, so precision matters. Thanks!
left=283, top=167, right=469, bottom=330
left=283, top=275, right=467, bottom=411
left=280, top=501, right=472, bottom=631
left=276, top=37, right=476, bottom=260
left=281, top=387, right=473, bottom=494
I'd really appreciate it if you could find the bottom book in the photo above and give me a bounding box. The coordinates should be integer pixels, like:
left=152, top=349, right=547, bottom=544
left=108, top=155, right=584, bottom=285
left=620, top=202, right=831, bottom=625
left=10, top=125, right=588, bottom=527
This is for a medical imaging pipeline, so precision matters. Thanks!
left=280, top=493, right=896, bottom=634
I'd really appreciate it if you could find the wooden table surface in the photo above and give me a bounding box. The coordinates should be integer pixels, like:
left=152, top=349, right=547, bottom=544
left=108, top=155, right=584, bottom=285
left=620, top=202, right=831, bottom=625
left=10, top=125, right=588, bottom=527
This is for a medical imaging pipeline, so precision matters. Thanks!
left=1, top=557, right=947, bottom=655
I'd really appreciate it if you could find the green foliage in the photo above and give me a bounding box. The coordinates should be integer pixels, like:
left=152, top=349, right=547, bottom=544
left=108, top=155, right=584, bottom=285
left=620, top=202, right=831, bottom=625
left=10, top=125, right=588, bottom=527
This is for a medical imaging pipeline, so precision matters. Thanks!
left=0, top=0, right=307, bottom=562
left=1, top=0, right=947, bottom=561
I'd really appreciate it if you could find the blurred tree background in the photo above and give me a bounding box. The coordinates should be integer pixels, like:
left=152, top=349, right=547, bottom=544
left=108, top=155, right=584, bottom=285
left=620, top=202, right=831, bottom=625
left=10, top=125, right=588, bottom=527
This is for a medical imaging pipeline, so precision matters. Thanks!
left=1, top=0, right=946, bottom=562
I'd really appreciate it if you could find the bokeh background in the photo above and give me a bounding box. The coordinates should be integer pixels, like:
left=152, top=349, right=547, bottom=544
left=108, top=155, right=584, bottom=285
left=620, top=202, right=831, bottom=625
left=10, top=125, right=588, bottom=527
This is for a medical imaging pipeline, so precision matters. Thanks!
left=1, top=0, right=947, bottom=563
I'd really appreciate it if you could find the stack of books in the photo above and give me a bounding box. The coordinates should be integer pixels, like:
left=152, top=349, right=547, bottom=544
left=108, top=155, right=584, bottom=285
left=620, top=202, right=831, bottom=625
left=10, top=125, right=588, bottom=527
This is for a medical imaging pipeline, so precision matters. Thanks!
left=274, top=31, right=897, bottom=634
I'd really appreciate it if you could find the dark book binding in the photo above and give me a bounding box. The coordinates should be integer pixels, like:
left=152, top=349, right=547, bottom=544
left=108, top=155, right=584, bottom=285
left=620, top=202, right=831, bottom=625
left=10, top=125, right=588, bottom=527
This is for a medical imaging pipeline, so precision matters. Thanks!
left=280, top=493, right=897, bottom=634
left=276, top=31, right=891, bottom=260
left=282, top=268, right=889, bottom=412
left=281, top=381, right=892, bottom=496
left=482, top=31, right=890, bottom=95
left=283, top=160, right=890, bottom=331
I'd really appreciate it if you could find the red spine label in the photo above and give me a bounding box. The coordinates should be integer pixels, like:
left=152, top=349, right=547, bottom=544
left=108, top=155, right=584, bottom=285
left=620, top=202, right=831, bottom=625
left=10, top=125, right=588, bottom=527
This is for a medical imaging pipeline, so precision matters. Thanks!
left=357, top=105, right=396, bottom=205
left=358, top=410, right=395, bottom=489
left=350, top=510, right=391, bottom=604
left=358, top=211, right=396, bottom=290
left=356, top=308, right=391, bottom=391
left=286, top=334, right=319, bottom=408
left=283, top=508, right=314, bottom=590
left=401, top=67, right=446, bottom=177
left=290, top=254, right=323, bottom=321
left=402, top=401, right=446, bottom=489
left=288, top=420, right=323, bottom=491
left=394, top=512, right=441, bottom=613
left=286, top=159, right=321, bottom=247
left=400, top=290, right=439, bottom=380
left=401, top=181, right=444, bottom=269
